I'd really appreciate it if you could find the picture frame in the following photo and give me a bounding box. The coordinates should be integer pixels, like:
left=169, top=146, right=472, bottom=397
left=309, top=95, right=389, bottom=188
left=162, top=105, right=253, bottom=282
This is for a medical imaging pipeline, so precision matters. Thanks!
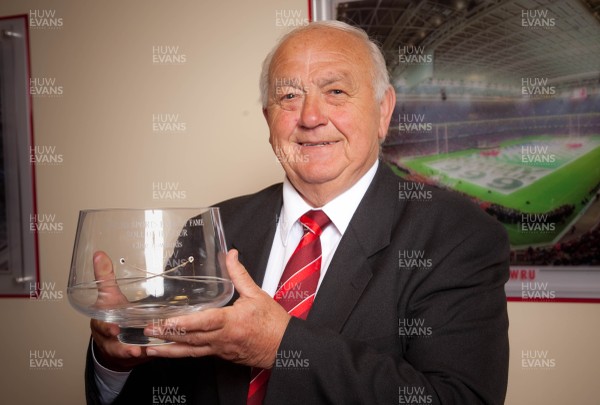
left=312, top=0, right=600, bottom=302
left=0, top=14, right=39, bottom=297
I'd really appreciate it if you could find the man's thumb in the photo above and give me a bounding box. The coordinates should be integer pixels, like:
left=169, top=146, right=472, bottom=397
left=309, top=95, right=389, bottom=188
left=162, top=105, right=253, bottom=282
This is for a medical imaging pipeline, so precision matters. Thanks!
left=225, top=249, right=259, bottom=297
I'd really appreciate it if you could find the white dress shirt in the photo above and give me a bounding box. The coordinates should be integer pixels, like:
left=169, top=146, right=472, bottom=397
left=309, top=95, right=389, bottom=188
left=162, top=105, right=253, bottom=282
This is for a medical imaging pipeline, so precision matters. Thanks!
left=94, top=160, right=379, bottom=404
left=261, top=160, right=378, bottom=297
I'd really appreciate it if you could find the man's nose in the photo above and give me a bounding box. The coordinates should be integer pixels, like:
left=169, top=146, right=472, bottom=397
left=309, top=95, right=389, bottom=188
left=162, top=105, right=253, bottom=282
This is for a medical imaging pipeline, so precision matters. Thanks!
left=298, top=92, right=327, bottom=129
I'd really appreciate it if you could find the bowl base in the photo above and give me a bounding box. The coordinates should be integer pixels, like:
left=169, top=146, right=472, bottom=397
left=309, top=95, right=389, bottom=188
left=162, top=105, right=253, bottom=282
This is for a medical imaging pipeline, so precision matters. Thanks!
left=118, top=327, right=174, bottom=346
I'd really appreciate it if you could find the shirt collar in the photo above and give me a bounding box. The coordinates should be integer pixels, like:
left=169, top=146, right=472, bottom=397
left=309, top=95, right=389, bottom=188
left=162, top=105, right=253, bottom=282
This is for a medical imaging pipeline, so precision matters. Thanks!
left=279, top=160, right=379, bottom=246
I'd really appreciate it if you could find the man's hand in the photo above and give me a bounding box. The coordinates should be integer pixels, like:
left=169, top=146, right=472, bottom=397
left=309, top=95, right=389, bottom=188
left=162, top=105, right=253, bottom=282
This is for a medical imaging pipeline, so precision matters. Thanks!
left=90, top=251, right=150, bottom=371
left=144, top=249, right=291, bottom=369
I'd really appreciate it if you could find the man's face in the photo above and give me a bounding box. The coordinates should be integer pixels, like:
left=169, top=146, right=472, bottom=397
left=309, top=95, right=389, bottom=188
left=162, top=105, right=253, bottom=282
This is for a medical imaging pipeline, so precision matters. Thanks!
left=264, top=28, right=395, bottom=205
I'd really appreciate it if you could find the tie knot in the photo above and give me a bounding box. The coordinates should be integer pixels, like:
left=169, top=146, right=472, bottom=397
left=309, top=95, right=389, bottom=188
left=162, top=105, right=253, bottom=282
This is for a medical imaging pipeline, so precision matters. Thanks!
left=300, top=210, right=331, bottom=236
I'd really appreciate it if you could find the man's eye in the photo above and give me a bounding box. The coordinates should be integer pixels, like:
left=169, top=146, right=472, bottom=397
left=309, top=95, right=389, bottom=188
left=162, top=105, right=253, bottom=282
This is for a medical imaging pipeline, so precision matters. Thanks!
left=330, top=89, right=344, bottom=95
left=284, top=93, right=296, bottom=100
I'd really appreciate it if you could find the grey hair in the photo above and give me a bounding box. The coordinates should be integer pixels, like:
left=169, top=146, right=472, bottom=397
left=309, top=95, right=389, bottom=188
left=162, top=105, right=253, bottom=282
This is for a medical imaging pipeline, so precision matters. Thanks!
left=259, top=20, right=390, bottom=108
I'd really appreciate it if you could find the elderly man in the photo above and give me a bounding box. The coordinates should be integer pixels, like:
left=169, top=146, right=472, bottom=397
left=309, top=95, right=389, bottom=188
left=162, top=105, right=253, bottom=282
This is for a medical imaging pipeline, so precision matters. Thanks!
left=87, top=21, right=509, bottom=404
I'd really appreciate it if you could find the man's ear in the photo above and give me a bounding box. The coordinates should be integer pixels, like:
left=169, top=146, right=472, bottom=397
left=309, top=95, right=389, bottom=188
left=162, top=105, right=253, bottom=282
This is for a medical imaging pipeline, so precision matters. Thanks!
left=264, top=108, right=274, bottom=148
left=378, top=85, right=396, bottom=141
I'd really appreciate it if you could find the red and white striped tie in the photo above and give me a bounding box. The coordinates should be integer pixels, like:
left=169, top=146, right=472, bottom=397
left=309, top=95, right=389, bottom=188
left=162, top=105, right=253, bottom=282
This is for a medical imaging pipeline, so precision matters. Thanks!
left=247, top=210, right=331, bottom=405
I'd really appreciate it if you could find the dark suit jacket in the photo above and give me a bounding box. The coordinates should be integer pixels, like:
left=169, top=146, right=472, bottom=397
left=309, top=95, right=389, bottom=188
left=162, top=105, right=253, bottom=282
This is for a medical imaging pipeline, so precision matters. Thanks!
left=86, top=162, right=510, bottom=404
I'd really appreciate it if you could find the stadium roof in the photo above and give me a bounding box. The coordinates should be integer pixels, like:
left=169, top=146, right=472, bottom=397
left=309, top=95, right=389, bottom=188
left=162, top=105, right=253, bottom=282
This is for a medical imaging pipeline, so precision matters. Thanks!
left=337, top=0, right=600, bottom=90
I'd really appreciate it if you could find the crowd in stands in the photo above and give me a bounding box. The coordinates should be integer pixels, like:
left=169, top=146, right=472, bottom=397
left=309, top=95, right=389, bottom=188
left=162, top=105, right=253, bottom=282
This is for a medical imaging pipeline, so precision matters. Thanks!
left=515, top=227, right=600, bottom=266
left=507, top=179, right=600, bottom=266
left=485, top=203, right=575, bottom=225
left=384, top=94, right=600, bottom=156
left=385, top=160, right=493, bottom=211
left=589, top=180, right=600, bottom=196
left=386, top=114, right=599, bottom=151
left=392, top=94, right=600, bottom=126
left=454, top=190, right=598, bottom=267
left=382, top=143, right=440, bottom=158
left=579, top=180, right=600, bottom=207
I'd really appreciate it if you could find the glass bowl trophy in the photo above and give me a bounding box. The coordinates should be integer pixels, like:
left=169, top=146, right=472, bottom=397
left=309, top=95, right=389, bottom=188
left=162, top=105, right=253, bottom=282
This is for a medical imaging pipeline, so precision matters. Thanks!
left=68, top=208, right=233, bottom=345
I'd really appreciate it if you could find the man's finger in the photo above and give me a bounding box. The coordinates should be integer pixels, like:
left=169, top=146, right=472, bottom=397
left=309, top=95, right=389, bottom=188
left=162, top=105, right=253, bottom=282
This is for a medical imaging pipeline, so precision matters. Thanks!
left=91, top=319, right=120, bottom=338
left=143, top=308, right=227, bottom=338
left=93, top=251, right=127, bottom=306
left=226, top=249, right=260, bottom=297
left=146, top=343, right=213, bottom=359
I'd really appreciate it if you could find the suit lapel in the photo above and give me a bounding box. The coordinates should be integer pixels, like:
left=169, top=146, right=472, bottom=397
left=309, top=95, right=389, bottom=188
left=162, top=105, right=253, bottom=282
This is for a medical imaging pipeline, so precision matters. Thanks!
left=308, top=163, right=404, bottom=331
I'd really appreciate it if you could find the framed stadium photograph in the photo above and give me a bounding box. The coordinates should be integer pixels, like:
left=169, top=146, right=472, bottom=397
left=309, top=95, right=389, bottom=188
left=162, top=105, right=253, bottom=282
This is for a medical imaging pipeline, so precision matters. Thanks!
left=0, top=15, right=39, bottom=297
left=313, top=0, right=600, bottom=301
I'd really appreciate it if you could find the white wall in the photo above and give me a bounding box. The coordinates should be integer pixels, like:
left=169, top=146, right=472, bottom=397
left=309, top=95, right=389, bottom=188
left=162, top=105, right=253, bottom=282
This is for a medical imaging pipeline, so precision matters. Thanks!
left=0, top=1, right=598, bottom=404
